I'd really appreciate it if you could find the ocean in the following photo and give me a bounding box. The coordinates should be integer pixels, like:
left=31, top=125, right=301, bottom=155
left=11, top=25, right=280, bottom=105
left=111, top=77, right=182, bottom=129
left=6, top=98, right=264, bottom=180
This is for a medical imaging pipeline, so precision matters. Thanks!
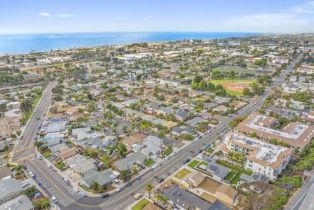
left=0, top=32, right=257, bottom=54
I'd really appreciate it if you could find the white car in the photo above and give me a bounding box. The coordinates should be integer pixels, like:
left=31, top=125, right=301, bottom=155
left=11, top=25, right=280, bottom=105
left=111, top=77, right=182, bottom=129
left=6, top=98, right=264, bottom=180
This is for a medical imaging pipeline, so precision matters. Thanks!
left=79, top=192, right=86, bottom=197
left=152, top=163, right=158, bottom=169
left=73, top=187, right=79, bottom=193
left=37, top=154, right=43, bottom=160
left=51, top=196, right=58, bottom=203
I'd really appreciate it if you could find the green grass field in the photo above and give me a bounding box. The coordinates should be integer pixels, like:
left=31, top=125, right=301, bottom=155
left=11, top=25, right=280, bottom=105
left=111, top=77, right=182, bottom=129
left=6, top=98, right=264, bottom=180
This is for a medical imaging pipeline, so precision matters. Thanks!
left=212, top=66, right=257, bottom=74
left=131, top=198, right=150, bottom=210
left=210, top=79, right=255, bottom=96
left=175, top=168, right=191, bottom=179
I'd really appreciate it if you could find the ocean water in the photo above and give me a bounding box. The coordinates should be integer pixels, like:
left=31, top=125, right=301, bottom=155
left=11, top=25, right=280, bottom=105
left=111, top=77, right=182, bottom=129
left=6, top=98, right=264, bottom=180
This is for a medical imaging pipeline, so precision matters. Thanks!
left=0, top=32, right=257, bottom=54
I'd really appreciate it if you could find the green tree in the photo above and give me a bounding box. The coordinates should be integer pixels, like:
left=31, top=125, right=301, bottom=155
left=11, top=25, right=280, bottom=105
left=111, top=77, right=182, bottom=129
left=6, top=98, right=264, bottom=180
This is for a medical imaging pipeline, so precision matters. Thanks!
left=20, top=98, right=33, bottom=114
left=145, top=183, right=154, bottom=198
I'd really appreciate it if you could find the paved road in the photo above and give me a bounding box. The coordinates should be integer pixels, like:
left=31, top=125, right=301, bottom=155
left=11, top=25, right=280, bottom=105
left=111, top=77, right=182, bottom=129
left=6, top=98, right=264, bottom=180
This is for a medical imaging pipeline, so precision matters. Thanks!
left=285, top=171, right=314, bottom=210
left=11, top=54, right=302, bottom=210
left=12, top=81, right=57, bottom=162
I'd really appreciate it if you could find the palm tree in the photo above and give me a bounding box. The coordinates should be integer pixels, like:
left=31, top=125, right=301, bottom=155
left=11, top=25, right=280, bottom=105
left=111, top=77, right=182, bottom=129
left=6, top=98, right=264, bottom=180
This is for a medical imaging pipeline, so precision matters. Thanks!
left=145, top=183, right=154, bottom=198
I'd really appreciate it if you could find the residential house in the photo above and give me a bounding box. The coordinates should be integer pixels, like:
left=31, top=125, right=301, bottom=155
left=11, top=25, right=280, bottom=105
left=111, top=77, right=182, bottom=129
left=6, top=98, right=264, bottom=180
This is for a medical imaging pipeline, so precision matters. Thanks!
left=175, top=110, right=189, bottom=122
left=80, top=169, right=119, bottom=188
left=185, top=117, right=206, bottom=127
left=64, top=154, right=96, bottom=175
left=0, top=195, right=34, bottom=210
left=0, top=178, right=23, bottom=204
left=162, top=185, right=211, bottom=210
left=114, top=152, right=146, bottom=171
left=141, top=135, right=165, bottom=157
left=200, top=156, right=230, bottom=182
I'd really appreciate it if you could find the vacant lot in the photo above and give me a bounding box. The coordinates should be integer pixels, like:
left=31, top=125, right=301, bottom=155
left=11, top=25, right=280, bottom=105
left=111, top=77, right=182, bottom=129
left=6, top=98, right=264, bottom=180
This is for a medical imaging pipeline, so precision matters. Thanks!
left=175, top=168, right=191, bottom=179
left=210, top=79, right=254, bottom=96
left=131, top=198, right=150, bottom=210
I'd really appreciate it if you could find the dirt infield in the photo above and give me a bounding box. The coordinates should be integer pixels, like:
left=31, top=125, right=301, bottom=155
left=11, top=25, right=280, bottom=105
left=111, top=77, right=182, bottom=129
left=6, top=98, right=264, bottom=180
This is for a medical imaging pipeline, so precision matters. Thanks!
left=210, top=80, right=254, bottom=95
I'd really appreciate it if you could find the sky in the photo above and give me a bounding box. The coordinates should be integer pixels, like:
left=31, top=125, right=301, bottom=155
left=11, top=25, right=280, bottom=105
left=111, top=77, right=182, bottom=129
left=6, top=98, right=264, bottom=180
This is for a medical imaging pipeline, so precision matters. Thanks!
left=1, top=0, right=314, bottom=34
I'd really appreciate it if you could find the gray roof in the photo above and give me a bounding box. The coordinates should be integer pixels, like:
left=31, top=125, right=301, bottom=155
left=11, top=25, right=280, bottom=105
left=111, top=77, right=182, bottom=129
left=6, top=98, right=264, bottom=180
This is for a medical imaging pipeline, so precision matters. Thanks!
left=114, top=152, right=146, bottom=171
left=0, top=178, right=23, bottom=202
left=45, top=118, right=66, bottom=133
left=175, top=110, right=189, bottom=121
left=207, top=200, right=230, bottom=210
left=163, top=185, right=211, bottom=210
left=0, top=195, right=33, bottom=210
left=81, top=169, right=118, bottom=187
left=185, top=117, right=206, bottom=127
left=240, top=173, right=268, bottom=183
left=172, top=126, right=195, bottom=135
left=204, top=157, right=229, bottom=179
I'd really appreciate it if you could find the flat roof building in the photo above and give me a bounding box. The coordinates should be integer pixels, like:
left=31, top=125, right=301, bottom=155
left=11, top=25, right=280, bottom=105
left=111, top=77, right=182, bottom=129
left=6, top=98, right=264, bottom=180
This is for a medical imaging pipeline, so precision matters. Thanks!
left=236, top=112, right=314, bottom=149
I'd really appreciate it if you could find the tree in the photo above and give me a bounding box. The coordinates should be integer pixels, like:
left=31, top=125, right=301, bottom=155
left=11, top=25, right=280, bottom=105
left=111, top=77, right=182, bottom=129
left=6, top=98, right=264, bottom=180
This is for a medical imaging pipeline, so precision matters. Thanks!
left=20, top=98, right=33, bottom=114
left=243, top=87, right=251, bottom=96
left=120, top=170, right=131, bottom=182
left=145, top=183, right=154, bottom=198
left=33, top=197, right=50, bottom=209
left=192, top=75, right=202, bottom=84
left=116, top=143, right=127, bottom=158
left=255, top=58, right=267, bottom=67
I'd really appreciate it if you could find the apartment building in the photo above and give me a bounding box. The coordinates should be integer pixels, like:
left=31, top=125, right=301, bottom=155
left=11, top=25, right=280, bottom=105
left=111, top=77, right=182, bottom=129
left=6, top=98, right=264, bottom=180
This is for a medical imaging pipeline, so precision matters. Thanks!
left=236, top=113, right=314, bottom=149
left=219, top=132, right=292, bottom=180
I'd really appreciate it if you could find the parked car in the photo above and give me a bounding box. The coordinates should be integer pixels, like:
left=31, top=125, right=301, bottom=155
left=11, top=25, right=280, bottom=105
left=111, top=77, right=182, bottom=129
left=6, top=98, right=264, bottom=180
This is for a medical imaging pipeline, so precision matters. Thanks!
left=101, top=193, right=109, bottom=198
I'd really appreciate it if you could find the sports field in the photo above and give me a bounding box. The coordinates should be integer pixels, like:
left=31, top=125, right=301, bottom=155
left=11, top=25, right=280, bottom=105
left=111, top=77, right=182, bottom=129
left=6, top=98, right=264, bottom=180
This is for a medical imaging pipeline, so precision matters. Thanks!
left=212, top=66, right=257, bottom=74
left=210, top=79, right=254, bottom=96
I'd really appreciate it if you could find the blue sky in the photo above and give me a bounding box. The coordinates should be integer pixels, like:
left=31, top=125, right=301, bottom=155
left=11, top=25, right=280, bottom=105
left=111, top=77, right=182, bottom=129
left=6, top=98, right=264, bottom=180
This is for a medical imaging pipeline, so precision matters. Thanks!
left=1, top=0, right=314, bottom=34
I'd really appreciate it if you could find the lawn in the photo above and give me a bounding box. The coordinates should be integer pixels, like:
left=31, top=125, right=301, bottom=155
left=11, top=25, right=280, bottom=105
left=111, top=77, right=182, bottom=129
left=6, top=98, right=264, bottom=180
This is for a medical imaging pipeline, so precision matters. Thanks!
left=131, top=198, right=150, bottom=210
left=55, top=161, right=67, bottom=171
left=212, top=66, right=257, bottom=74
left=144, top=158, right=155, bottom=167
left=175, top=168, right=192, bottom=179
left=42, top=150, right=52, bottom=158
left=217, top=159, right=252, bottom=175
left=188, top=160, right=200, bottom=168
left=210, top=79, right=255, bottom=96
left=161, top=147, right=173, bottom=158
left=225, top=170, right=238, bottom=181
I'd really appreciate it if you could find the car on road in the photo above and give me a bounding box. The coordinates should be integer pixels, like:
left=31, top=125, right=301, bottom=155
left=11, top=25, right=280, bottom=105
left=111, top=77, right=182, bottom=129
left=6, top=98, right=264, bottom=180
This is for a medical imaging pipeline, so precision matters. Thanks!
left=21, top=183, right=30, bottom=188
left=101, top=193, right=109, bottom=198
left=73, top=187, right=79, bottom=193
left=182, top=158, right=190, bottom=164
left=157, top=178, right=164, bottom=183
left=79, top=192, right=86, bottom=197
left=51, top=196, right=58, bottom=203
left=152, top=163, right=158, bottom=169
left=133, top=193, right=142, bottom=200
left=37, top=154, right=42, bottom=160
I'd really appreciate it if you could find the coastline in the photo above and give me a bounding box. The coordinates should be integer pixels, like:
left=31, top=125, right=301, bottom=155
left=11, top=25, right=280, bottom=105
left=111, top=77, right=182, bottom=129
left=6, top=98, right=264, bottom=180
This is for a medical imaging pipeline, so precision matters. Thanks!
left=0, top=32, right=259, bottom=55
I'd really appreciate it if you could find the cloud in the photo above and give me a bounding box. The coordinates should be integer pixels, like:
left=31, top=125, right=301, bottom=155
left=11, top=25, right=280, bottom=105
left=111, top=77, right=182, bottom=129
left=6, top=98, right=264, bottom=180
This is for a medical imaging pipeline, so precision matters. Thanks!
left=293, top=1, right=314, bottom=14
left=38, top=12, right=53, bottom=18
left=56, top=14, right=75, bottom=18
left=224, top=13, right=313, bottom=33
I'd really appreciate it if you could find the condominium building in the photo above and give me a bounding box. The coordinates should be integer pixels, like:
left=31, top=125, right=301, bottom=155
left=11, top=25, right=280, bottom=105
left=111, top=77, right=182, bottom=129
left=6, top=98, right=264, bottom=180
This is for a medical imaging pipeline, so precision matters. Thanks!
left=219, top=132, right=292, bottom=180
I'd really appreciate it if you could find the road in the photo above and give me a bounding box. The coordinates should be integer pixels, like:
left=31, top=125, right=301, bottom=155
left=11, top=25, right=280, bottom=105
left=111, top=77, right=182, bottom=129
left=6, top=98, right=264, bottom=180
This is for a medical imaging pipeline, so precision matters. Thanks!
left=285, top=171, right=314, bottom=210
left=12, top=81, right=56, bottom=162
left=11, top=54, right=302, bottom=210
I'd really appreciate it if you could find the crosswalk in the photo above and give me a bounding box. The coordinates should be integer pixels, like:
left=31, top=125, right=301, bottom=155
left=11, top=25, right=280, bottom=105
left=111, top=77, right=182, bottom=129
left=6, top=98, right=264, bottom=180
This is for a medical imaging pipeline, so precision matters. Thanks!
left=15, top=154, right=35, bottom=163
left=13, top=145, right=34, bottom=154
